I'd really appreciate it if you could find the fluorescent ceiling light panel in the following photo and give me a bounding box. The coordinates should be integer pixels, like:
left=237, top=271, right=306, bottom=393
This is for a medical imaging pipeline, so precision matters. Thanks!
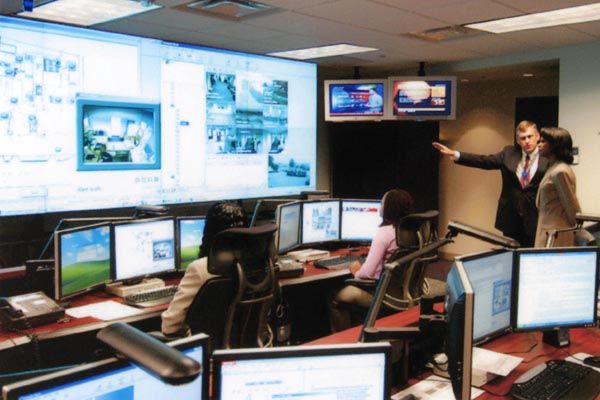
left=268, top=44, right=378, bottom=60
left=18, top=0, right=161, bottom=26
left=466, top=2, right=600, bottom=33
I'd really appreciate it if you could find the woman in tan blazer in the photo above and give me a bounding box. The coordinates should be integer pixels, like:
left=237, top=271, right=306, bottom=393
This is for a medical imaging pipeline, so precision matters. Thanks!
left=534, top=127, right=581, bottom=247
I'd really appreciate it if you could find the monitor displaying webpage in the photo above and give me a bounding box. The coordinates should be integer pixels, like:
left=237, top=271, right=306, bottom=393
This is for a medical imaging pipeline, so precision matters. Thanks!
left=218, top=352, right=386, bottom=399
left=113, top=219, right=175, bottom=280
left=515, top=250, right=598, bottom=329
left=341, top=200, right=381, bottom=241
left=301, top=201, right=340, bottom=244
left=0, top=16, right=317, bottom=216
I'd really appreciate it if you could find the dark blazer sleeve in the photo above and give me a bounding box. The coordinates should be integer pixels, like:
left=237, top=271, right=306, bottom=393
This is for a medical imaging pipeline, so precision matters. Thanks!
left=455, top=146, right=511, bottom=170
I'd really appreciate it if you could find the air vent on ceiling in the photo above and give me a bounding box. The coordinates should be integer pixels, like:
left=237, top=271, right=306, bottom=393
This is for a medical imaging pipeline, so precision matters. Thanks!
left=181, top=0, right=278, bottom=20
left=405, top=25, right=483, bottom=42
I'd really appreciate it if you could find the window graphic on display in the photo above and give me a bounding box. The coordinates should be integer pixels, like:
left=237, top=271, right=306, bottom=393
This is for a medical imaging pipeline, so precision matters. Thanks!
left=0, top=16, right=316, bottom=216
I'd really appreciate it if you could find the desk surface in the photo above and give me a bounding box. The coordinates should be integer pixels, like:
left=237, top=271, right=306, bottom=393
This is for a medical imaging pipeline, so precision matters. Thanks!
left=309, top=306, right=600, bottom=399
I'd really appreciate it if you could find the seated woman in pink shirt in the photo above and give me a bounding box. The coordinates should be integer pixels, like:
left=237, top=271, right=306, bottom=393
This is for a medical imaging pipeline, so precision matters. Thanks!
left=328, top=189, right=415, bottom=332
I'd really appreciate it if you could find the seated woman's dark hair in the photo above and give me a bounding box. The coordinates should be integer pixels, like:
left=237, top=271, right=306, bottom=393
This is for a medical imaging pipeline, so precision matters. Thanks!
left=381, top=189, right=415, bottom=227
left=199, top=201, right=247, bottom=257
left=540, top=127, right=574, bottom=164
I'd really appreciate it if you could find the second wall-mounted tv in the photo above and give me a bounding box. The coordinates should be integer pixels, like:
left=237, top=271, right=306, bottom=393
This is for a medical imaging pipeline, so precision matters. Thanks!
left=387, top=76, right=456, bottom=120
left=324, top=79, right=386, bottom=121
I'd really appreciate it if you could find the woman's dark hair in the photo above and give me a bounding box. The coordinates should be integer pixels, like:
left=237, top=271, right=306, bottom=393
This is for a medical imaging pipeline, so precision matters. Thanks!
left=199, top=201, right=247, bottom=257
left=380, top=189, right=415, bottom=227
left=540, top=127, right=574, bottom=164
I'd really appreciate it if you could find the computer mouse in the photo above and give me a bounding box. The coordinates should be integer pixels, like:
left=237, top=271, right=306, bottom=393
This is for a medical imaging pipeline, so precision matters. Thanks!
left=583, top=356, right=600, bottom=368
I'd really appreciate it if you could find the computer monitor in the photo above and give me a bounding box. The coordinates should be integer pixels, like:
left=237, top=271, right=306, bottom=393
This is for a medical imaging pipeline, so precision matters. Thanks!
left=112, top=217, right=176, bottom=282
left=54, top=222, right=112, bottom=300
left=445, top=260, right=474, bottom=400
left=458, top=249, right=513, bottom=344
left=324, top=79, right=387, bottom=122
left=276, top=202, right=301, bottom=254
left=340, top=199, right=382, bottom=242
left=177, top=216, right=206, bottom=270
left=2, top=333, right=210, bottom=400
left=212, top=342, right=391, bottom=399
left=512, top=247, right=599, bottom=335
left=301, top=199, right=340, bottom=245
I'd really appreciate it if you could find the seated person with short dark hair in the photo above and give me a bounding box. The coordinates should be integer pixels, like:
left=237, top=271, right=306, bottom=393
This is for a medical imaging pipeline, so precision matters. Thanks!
left=161, top=202, right=246, bottom=336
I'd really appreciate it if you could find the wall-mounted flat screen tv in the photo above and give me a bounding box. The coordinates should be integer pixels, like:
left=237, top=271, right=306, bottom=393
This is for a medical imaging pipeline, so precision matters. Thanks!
left=0, top=16, right=317, bottom=217
left=387, top=76, right=456, bottom=120
left=324, top=79, right=386, bottom=121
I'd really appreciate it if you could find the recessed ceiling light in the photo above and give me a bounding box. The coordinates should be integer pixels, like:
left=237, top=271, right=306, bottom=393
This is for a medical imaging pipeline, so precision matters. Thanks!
left=267, top=44, right=378, bottom=60
left=18, top=0, right=161, bottom=26
left=465, top=3, right=600, bottom=33
left=523, top=73, right=534, bottom=77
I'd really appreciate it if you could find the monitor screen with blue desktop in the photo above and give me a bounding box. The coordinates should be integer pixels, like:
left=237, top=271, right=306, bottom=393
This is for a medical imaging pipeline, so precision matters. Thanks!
left=276, top=202, right=301, bottom=254
left=512, top=247, right=599, bottom=332
left=301, top=200, right=340, bottom=245
left=2, top=333, right=209, bottom=400
left=340, top=199, right=382, bottom=242
left=0, top=15, right=317, bottom=217
left=54, top=222, right=112, bottom=300
left=112, top=218, right=176, bottom=281
left=458, top=249, right=513, bottom=344
left=212, top=343, right=391, bottom=399
left=177, top=216, right=205, bottom=270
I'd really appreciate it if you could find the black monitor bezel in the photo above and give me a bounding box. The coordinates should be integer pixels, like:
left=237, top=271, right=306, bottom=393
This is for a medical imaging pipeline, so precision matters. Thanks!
left=511, top=246, right=599, bottom=332
left=175, top=215, right=206, bottom=270
left=275, top=201, right=302, bottom=254
left=111, top=216, right=177, bottom=282
left=300, top=199, right=341, bottom=246
left=456, top=248, right=513, bottom=344
left=54, top=221, right=112, bottom=301
left=212, top=342, right=392, bottom=399
left=340, top=198, right=382, bottom=243
left=2, top=333, right=210, bottom=400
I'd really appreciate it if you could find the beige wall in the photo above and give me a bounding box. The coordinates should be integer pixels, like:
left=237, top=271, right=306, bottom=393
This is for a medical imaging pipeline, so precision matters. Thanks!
left=438, top=76, right=558, bottom=258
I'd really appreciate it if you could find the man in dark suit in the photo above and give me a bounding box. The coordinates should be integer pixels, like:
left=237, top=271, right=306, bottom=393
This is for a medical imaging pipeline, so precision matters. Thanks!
left=433, top=121, right=548, bottom=247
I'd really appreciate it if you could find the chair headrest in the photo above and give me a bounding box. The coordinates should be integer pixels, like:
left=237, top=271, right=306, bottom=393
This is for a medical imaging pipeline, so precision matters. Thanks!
left=207, top=224, right=277, bottom=275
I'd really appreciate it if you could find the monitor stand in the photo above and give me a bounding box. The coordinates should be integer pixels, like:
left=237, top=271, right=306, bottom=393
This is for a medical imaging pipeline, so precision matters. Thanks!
left=542, top=328, right=570, bottom=347
left=105, top=277, right=165, bottom=298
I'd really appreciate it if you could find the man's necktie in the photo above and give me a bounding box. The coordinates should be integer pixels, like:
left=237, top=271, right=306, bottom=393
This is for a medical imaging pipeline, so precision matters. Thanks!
left=520, top=155, right=531, bottom=188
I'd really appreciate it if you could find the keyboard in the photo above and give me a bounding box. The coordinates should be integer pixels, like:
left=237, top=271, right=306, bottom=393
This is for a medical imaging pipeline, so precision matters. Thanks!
left=314, top=255, right=365, bottom=270
left=511, top=359, right=600, bottom=400
left=124, top=285, right=178, bottom=308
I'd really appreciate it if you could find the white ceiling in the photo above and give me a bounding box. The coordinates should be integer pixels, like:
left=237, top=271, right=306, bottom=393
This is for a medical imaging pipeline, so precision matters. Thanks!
left=3, top=0, right=600, bottom=77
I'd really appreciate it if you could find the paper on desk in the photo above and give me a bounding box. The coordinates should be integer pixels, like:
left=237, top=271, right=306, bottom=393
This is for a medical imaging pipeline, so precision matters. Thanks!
left=66, top=300, right=144, bottom=321
left=391, top=376, right=484, bottom=400
left=472, top=347, right=522, bottom=377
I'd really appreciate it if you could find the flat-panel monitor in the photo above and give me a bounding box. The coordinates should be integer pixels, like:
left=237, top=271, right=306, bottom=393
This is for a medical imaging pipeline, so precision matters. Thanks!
left=212, top=342, right=391, bottom=399
left=324, top=79, right=386, bottom=121
left=445, top=260, right=474, bottom=400
left=2, top=333, right=210, bottom=400
left=512, top=247, right=599, bottom=332
left=275, top=202, right=301, bottom=254
left=112, top=217, right=176, bottom=281
left=341, top=199, right=382, bottom=242
left=387, top=76, right=456, bottom=120
left=0, top=15, right=317, bottom=217
left=177, top=216, right=206, bottom=270
left=301, top=200, right=340, bottom=245
left=458, top=249, right=513, bottom=344
left=54, top=222, right=111, bottom=300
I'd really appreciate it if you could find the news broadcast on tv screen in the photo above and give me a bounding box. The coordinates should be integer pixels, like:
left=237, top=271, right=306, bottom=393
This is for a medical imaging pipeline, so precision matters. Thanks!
left=389, top=76, right=455, bottom=119
left=0, top=16, right=317, bottom=216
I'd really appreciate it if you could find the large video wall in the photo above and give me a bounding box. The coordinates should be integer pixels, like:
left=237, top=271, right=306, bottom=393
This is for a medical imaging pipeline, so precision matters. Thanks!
left=0, top=16, right=317, bottom=217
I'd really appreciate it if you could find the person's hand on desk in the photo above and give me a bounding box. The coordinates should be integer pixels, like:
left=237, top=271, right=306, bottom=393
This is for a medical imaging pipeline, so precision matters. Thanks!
left=349, top=261, right=362, bottom=276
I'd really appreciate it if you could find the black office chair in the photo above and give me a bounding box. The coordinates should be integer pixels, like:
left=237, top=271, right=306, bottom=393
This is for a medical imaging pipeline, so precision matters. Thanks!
left=186, top=224, right=278, bottom=350
left=346, top=210, right=440, bottom=314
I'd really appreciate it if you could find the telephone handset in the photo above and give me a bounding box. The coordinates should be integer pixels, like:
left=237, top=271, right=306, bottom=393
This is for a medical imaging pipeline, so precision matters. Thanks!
left=0, top=291, right=65, bottom=330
